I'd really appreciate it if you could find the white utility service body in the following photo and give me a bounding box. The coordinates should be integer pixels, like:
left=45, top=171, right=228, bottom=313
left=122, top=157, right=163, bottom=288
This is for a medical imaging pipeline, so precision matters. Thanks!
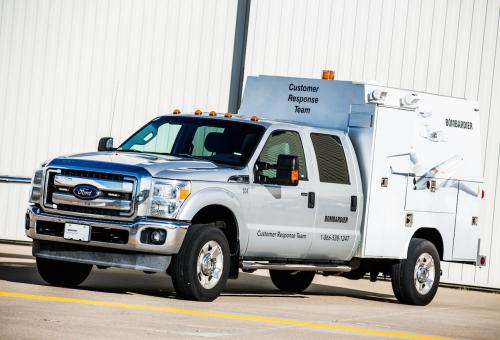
left=239, top=75, right=483, bottom=263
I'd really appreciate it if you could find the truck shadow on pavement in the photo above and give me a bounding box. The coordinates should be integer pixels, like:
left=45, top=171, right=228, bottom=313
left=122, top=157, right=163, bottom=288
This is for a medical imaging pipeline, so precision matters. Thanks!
left=0, top=255, right=396, bottom=304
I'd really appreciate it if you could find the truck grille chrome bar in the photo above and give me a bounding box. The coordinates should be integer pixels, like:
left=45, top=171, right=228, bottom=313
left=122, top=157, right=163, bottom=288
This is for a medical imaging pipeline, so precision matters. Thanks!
left=52, top=192, right=132, bottom=211
left=43, top=169, right=137, bottom=219
left=54, top=174, right=134, bottom=193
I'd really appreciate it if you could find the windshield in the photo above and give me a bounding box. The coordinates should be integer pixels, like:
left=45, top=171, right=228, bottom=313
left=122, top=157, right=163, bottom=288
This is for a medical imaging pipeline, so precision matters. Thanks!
left=118, top=116, right=265, bottom=167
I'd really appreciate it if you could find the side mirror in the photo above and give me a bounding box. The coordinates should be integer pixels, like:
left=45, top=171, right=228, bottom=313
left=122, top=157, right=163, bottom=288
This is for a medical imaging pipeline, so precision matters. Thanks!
left=275, top=154, right=299, bottom=186
left=98, top=137, right=114, bottom=152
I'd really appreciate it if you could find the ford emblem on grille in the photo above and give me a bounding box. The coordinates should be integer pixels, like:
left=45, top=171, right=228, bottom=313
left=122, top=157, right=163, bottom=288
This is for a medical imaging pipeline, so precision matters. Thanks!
left=72, top=184, right=101, bottom=200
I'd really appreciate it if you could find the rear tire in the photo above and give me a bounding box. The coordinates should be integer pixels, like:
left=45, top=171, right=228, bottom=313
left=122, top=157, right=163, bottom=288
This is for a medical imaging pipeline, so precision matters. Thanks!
left=171, top=225, right=230, bottom=301
left=391, top=238, right=440, bottom=306
left=269, top=270, right=315, bottom=293
left=36, top=257, right=92, bottom=287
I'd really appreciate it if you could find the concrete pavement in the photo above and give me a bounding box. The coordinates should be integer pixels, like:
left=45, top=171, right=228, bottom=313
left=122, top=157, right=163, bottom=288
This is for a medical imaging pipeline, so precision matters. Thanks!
left=1, top=243, right=499, bottom=340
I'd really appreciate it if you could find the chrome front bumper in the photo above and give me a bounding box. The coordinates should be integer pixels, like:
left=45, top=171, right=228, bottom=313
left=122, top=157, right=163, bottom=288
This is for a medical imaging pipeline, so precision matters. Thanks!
left=26, top=205, right=189, bottom=255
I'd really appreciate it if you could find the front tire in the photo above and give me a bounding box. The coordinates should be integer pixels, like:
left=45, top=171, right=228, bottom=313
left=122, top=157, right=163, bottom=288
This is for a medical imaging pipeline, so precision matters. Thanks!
left=36, top=257, right=92, bottom=287
left=171, top=225, right=230, bottom=301
left=269, top=270, right=315, bottom=293
left=391, top=238, right=440, bottom=305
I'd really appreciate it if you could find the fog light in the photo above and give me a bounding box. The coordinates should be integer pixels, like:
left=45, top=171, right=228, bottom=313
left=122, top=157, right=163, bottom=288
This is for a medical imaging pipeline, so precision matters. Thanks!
left=140, top=228, right=166, bottom=245
left=151, top=230, right=162, bottom=243
left=149, top=229, right=166, bottom=245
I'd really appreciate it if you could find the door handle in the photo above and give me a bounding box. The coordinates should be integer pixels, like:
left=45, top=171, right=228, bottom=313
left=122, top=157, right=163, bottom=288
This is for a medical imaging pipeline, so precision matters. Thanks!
left=351, top=195, right=357, bottom=212
left=308, top=192, right=315, bottom=209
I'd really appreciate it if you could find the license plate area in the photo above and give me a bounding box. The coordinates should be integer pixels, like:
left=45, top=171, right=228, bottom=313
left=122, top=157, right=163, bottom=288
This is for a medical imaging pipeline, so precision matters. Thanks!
left=64, top=223, right=91, bottom=242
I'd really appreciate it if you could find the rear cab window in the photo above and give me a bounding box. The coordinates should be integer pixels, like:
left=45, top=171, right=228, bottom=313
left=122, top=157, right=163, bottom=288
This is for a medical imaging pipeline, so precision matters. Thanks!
left=310, top=133, right=350, bottom=184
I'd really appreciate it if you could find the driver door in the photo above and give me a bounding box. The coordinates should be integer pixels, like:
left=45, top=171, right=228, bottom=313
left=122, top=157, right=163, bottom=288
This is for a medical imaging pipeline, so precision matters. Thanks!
left=244, top=130, right=315, bottom=259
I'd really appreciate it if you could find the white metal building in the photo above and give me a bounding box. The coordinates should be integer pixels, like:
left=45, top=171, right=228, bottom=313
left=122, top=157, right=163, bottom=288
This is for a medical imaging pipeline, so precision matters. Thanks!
left=0, top=0, right=499, bottom=289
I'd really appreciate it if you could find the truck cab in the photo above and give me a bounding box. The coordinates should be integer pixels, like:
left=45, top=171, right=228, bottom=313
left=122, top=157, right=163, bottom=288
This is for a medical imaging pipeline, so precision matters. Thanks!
left=243, top=124, right=362, bottom=262
left=26, top=75, right=484, bottom=306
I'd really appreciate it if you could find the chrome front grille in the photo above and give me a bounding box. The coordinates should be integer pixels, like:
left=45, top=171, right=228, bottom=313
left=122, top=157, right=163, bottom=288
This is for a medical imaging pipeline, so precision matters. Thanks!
left=43, top=169, right=137, bottom=218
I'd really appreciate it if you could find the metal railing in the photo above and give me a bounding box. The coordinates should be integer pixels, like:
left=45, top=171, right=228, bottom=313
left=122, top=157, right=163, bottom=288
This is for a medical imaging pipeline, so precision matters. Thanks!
left=0, top=176, right=32, bottom=184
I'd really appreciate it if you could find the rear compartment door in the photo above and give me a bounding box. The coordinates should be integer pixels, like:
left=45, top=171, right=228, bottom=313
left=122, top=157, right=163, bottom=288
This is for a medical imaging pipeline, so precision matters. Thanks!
left=453, top=182, right=481, bottom=261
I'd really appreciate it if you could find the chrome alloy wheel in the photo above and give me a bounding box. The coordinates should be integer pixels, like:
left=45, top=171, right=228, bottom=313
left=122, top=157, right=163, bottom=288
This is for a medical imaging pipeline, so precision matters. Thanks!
left=196, top=240, right=223, bottom=290
left=414, top=252, right=436, bottom=295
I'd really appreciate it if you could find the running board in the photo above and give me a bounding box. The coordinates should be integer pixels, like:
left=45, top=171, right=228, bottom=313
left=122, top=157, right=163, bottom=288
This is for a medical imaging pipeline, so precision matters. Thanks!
left=241, top=261, right=352, bottom=272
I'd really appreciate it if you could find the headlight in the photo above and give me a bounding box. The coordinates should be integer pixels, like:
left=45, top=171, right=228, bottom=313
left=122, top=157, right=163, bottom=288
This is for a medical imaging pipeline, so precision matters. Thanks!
left=29, top=168, right=44, bottom=203
left=150, top=179, right=191, bottom=218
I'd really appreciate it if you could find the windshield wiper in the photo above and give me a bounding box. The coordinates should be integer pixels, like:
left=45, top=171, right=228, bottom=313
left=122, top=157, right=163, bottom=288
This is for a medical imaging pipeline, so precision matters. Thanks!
left=115, top=149, right=142, bottom=153
left=115, top=149, right=173, bottom=156
left=175, top=154, right=238, bottom=167
left=176, top=153, right=208, bottom=161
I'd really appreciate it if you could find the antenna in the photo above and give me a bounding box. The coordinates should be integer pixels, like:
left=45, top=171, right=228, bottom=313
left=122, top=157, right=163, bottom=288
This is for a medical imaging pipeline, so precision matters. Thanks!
left=109, top=81, right=119, bottom=136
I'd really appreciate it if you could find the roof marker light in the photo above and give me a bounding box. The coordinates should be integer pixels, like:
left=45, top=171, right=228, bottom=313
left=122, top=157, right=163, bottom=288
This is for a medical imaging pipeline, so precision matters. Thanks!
left=322, top=70, right=335, bottom=80
left=209, top=111, right=217, bottom=116
left=194, top=109, right=202, bottom=116
left=250, top=115, right=259, bottom=121
left=172, top=108, right=181, bottom=115
left=224, top=112, right=233, bottom=118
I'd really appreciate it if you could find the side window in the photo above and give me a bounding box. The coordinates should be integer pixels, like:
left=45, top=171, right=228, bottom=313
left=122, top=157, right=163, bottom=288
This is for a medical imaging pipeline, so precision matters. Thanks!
left=256, top=130, right=308, bottom=181
left=310, top=133, right=350, bottom=184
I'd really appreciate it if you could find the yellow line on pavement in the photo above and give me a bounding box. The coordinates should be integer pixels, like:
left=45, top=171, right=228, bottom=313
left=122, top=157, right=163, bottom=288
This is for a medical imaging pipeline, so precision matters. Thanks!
left=0, top=291, right=449, bottom=340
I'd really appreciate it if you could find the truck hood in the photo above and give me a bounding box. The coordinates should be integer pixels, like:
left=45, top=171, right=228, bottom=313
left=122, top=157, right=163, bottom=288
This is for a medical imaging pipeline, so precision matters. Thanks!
left=47, top=151, right=248, bottom=182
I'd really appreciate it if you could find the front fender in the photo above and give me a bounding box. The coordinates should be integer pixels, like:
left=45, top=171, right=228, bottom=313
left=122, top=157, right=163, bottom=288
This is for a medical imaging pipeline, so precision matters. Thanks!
left=177, top=187, right=248, bottom=252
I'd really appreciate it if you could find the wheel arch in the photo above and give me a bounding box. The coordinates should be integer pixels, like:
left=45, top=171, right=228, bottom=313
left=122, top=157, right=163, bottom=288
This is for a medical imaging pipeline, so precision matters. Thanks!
left=190, top=204, right=240, bottom=255
left=177, top=188, right=245, bottom=258
left=411, top=228, right=444, bottom=260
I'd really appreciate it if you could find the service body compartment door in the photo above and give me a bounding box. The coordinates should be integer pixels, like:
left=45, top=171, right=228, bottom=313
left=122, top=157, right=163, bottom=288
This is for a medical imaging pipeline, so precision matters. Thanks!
left=405, top=178, right=458, bottom=214
left=362, top=107, right=415, bottom=258
left=453, top=182, right=481, bottom=261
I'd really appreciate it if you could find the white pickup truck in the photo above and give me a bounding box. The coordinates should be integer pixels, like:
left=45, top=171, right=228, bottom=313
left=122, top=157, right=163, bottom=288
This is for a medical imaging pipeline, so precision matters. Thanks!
left=26, top=75, right=485, bottom=305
